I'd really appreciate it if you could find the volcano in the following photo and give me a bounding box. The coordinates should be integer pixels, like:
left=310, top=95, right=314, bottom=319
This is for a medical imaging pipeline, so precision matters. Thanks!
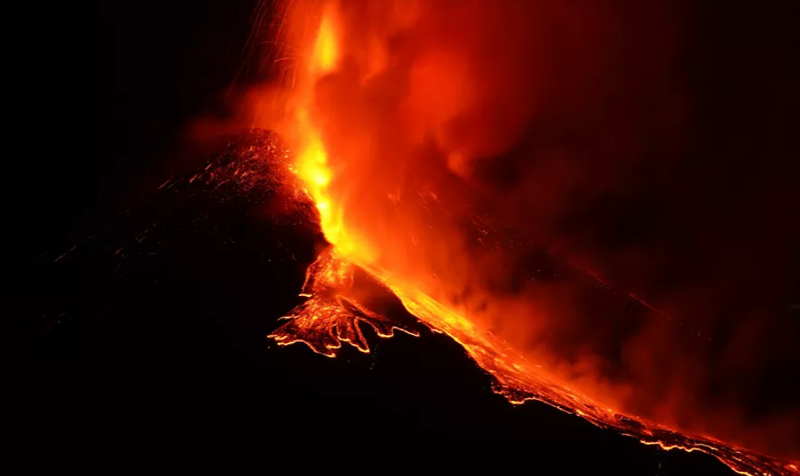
left=10, top=0, right=800, bottom=473
left=14, top=130, right=797, bottom=475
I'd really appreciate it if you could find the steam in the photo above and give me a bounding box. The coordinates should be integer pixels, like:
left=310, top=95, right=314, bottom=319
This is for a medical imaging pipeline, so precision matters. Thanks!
left=254, top=0, right=800, bottom=458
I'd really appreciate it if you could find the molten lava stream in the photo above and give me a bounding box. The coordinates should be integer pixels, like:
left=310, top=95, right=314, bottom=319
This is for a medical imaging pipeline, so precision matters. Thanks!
left=269, top=248, right=420, bottom=357
left=270, top=246, right=798, bottom=476
left=258, top=1, right=799, bottom=474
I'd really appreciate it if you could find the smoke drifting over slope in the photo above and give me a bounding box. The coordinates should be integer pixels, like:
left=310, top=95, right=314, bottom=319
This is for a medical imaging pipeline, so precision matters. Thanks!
left=246, top=0, right=799, bottom=459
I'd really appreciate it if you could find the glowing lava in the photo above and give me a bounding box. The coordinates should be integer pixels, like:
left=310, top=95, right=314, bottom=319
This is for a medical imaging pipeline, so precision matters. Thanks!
left=259, top=1, right=799, bottom=475
left=270, top=248, right=419, bottom=357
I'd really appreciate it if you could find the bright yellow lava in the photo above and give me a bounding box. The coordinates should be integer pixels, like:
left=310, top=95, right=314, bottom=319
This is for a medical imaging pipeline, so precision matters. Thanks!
left=279, top=5, right=799, bottom=476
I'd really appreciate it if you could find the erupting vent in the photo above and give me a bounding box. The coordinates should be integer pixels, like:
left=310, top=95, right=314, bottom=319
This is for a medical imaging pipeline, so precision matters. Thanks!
left=238, top=1, right=800, bottom=474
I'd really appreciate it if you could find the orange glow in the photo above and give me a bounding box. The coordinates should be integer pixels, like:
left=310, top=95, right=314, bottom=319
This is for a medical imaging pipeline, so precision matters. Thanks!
left=256, top=1, right=800, bottom=475
left=312, top=8, right=339, bottom=76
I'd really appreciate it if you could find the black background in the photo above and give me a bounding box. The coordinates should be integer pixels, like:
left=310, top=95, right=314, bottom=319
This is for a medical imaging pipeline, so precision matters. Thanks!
left=7, top=1, right=797, bottom=472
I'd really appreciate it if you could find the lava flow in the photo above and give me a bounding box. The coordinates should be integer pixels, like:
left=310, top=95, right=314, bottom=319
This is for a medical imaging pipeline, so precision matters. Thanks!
left=249, top=0, right=800, bottom=474
left=270, top=247, right=420, bottom=356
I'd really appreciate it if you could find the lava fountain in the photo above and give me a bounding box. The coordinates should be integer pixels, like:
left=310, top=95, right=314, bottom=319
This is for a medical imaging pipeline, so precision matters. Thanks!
left=249, top=1, right=800, bottom=474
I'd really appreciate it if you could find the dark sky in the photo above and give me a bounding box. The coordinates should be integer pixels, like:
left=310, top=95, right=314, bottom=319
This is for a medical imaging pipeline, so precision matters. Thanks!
left=9, top=0, right=258, bottom=259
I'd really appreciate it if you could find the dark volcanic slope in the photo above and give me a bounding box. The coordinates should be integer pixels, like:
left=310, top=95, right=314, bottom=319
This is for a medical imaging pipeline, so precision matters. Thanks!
left=14, top=130, right=735, bottom=474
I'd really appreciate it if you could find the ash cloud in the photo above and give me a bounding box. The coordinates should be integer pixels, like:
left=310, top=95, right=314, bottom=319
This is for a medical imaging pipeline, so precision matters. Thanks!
left=264, top=0, right=800, bottom=458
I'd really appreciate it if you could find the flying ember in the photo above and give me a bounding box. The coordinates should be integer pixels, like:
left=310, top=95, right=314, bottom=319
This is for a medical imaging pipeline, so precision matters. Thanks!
left=247, top=1, right=800, bottom=474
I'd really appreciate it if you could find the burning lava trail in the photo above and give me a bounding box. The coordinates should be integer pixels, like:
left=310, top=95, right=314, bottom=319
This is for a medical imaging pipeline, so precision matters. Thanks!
left=272, top=249, right=798, bottom=476
left=248, top=1, right=800, bottom=474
